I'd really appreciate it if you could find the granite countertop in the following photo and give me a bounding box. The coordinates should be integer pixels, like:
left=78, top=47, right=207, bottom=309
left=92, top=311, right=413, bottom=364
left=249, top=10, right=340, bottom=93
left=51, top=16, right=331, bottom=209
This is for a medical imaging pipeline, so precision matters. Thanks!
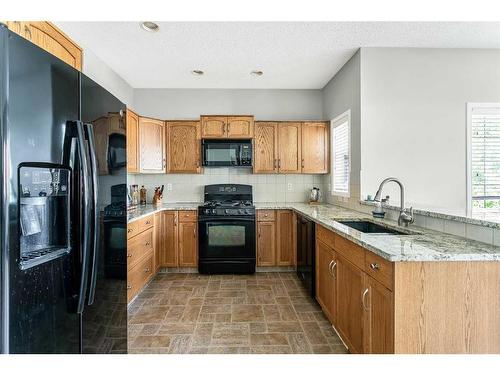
left=127, top=202, right=500, bottom=262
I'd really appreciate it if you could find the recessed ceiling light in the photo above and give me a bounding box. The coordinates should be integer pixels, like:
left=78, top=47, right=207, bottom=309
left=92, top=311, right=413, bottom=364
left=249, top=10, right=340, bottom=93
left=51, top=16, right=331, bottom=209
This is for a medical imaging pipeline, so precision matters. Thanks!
left=191, top=70, right=204, bottom=76
left=250, top=70, right=264, bottom=76
left=141, top=22, right=159, bottom=32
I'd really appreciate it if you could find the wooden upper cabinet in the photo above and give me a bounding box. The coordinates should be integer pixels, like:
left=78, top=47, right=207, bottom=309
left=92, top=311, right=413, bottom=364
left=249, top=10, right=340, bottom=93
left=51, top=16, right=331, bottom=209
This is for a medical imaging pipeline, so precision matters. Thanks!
left=257, top=221, right=276, bottom=266
left=139, top=117, right=166, bottom=173
left=336, top=256, right=365, bottom=353
left=301, top=122, right=329, bottom=173
left=5, top=21, right=82, bottom=70
left=278, top=122, right=302, bottom=173
left=227, top=116, right=254, bottom=138
left=363, top=275, right=394, bottom=354
left=276, top=210, right=295, bottom=266
left=201, top=115, right=254, bottom=138
left=166, top=121, right=201, bottom=174
left=127, top=109, right=140, bottom=173
left=316, top=240, right=337, bottom=324
left=201, top=116, right=226, bottom=138
left=254, top=122, right=278, bottom=173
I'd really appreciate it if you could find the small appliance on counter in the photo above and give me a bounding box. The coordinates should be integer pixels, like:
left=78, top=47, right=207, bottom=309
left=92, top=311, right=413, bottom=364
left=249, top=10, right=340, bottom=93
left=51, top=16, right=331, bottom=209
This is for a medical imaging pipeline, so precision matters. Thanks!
left=309, top=187, right=321, bottom=204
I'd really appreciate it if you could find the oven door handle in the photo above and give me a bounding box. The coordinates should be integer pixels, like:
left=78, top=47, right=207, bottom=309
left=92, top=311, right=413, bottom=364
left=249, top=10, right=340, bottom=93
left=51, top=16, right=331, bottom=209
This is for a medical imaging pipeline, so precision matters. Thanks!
left=198, top=216, right=255, bottom=223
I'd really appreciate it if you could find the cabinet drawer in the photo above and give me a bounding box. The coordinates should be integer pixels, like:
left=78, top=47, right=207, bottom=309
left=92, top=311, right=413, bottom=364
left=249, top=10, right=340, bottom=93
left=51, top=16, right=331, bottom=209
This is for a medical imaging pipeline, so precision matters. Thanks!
left=257, top=210, right=276, bottom=222
left=127, top=252, right=154, bottom=302
left=128, top=215, right=154, bottom=238
left=334, top=233, right=365, bottom=269
left=365, top=251, right=394, bottom=290
left=127, top=221, right=138, bottom=239
left=136, top=215, right=154, bottom=233
left=316, top=224, right=336, bottom=248
left=127, top=228, right=154, bottom=270
left=179, top=210, right=197, bottom=222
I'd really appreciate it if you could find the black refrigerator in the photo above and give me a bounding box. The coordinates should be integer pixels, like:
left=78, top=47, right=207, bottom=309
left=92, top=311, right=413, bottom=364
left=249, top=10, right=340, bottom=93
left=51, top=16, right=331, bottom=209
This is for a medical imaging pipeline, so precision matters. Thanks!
left=0, top=24, right=127, bottom=353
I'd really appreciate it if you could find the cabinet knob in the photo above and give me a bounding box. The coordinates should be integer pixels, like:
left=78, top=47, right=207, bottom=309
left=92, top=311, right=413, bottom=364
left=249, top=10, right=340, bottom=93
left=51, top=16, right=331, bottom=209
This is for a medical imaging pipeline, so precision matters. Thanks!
left=146, top=241, right=150, bottom=246
left=127, top=253, right=132, bottom=258
left=370, top=263, right=380, bottom=270
left=144, top=267, right=150, bottom=273
left=127, top=285, right=132, bottom=290
left=362, top=288, right=370, bottom=311
left=146, top=220, right=151, bottom=225
left=127, top=228, right=133, bottom=233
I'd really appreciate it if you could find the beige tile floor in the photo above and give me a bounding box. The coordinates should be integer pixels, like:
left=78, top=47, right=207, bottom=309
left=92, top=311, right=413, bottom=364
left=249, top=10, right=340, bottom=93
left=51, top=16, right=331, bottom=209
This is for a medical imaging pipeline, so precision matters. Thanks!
left=128, top=272, right=347, bottom=354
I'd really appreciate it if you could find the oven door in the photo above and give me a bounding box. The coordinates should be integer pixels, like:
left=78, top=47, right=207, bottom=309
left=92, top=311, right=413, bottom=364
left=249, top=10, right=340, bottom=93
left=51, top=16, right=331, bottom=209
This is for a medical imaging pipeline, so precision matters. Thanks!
left=198, top=216, right=255, bottom=259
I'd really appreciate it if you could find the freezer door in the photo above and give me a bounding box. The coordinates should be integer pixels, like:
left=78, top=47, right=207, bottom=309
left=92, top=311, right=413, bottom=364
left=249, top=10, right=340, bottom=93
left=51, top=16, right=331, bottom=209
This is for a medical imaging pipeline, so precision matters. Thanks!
left=2, top=29, right=81, bottom=353
left=80, top=75, right=127, bottom=354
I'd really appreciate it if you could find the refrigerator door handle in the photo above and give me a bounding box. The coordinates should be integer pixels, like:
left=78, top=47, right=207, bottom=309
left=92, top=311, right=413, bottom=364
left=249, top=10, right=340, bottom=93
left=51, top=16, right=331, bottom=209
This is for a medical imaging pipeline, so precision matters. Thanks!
left=74, top=121, right=92, bottom=314
left=84, top=123, right=99, bottom=306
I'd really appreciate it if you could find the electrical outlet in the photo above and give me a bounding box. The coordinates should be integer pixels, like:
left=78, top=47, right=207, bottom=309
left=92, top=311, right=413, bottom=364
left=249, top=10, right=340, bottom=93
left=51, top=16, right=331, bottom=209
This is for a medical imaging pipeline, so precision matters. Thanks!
left=287, top=183, right=293, bottom=191
left=167, top=183, right=173, bottom=191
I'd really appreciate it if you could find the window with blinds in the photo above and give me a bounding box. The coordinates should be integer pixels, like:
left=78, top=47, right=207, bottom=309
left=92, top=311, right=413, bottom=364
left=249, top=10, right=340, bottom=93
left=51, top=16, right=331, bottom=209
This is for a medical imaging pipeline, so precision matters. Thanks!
left=468, top=104, right=500, bottom=219
left=331, top=111, right=350, bottom=197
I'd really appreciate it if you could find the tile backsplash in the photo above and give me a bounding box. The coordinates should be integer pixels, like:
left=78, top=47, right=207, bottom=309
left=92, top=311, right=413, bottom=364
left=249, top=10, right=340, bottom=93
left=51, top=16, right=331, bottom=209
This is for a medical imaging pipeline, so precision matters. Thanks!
left=128, top=168, right=327, bottom=204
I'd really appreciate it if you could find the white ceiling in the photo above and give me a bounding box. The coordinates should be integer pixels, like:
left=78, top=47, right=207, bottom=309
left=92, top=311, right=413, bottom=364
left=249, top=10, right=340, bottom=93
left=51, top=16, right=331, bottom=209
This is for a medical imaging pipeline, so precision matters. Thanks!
left=55, top=22, right=500, bottom=89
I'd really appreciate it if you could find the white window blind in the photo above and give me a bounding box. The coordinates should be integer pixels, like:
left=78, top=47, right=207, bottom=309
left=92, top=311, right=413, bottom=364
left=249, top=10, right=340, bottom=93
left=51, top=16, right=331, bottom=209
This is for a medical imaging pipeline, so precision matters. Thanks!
left=331, top=111, right=350, bottom=197
left=468, top=104, right=500, bottom=219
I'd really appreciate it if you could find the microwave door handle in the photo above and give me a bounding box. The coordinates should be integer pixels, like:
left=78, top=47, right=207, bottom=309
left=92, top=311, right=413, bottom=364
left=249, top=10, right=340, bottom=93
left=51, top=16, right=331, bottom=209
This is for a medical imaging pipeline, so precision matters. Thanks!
left=74, top=121, right=92, bottom=314
left=84, top=123, right=99, bottom=306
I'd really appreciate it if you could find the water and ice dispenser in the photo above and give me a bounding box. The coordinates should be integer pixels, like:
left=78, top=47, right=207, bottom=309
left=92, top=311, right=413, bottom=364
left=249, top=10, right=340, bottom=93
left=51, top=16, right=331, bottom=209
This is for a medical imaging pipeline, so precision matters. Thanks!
left=18, top=165, right=71, bottom=269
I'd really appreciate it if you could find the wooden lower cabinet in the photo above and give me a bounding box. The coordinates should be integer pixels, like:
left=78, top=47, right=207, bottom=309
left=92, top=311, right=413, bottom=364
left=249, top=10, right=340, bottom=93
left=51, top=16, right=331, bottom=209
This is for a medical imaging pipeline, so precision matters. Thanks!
left=158, top=210, right=197, bottom=268
left=178, top=221, right=198, bottom=267
left=257, top=221, right=276, bottom=266
left=315, top=223, right=394, bottom=354
left=160, top=211, right=177, bottom=267
left=257, top=209, right=295, bottom=267
left=363, top=274, right=394, bottom=354
left=336, top=255, right=365, bottom=354
left=127, top=252, right=154, bottom=303
left=276, top=210, right=295, bottom=266
left=315, top=239, right=337, bottom=323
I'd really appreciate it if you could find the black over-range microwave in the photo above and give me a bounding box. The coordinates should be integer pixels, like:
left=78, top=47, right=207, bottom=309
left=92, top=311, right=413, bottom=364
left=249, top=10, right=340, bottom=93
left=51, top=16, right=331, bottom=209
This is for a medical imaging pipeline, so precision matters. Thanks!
left=201, top=139, right=253, bottom=167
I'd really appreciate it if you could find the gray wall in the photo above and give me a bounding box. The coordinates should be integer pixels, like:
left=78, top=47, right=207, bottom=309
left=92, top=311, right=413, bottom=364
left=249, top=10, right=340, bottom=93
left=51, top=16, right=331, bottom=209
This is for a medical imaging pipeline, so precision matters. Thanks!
left=360, top=48, right=500, bottom=216
left=132, top=89, right=323, bottom=120
left=81, top=48, right=134, bottom=106
left=321, top=50, right=361, bottom=206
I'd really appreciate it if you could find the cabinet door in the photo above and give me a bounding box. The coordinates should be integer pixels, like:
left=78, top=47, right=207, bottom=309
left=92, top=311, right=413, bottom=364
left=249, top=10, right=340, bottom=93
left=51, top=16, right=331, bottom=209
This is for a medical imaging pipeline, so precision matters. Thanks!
left=140, top=117, right=166, bottom=173
left=162, top=211, right=178, bottom=267
left=254, top=122, right=278, bottom=173
left=276, top=210, right=295, bottom=266
left=301, top=122, right=329, bottom=173
left=127, top=109, right=140, bottom=173
left=257, top=221, right=276, bottom=266
left=21, top=22, right=82, bottom=70
left=278, top=122, right=302, bottom=173
left=227, top=116, right=254, bottom=138
left=178, top=222, right=198, bottom=267
left=336, top=256, right=365, bottom=353
left=316, top=240, right=336, bottom=323
left=153, top=212, right=162, bottom=273
left=363, top=275, right=394, bottom=354
left=201, top=116, right=227, bottom=138
left=166, top=121, right=201, bottom=173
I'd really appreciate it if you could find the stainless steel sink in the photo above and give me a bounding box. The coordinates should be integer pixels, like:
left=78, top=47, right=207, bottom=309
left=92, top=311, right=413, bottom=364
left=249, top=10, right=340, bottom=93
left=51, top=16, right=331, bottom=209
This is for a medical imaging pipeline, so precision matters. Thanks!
left=335, top=219, right=419, bottom=235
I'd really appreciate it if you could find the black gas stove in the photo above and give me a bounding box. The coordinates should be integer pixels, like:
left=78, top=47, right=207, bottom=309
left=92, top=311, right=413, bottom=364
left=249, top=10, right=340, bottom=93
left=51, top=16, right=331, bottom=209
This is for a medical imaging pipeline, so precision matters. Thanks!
left=198, top=184, right=256, bottom=274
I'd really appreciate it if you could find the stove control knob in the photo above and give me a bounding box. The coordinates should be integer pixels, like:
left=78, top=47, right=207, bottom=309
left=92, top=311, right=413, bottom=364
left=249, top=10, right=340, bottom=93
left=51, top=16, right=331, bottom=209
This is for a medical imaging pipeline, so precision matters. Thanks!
left=205, top=209, right=210, bottom=214
left=239, top=209, right=244, bottom=215
left=245, top=209, right=251, bottom=215
left=211, top=209, right=217, bottom=214
left=224, top=209, right=229, bottom=214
